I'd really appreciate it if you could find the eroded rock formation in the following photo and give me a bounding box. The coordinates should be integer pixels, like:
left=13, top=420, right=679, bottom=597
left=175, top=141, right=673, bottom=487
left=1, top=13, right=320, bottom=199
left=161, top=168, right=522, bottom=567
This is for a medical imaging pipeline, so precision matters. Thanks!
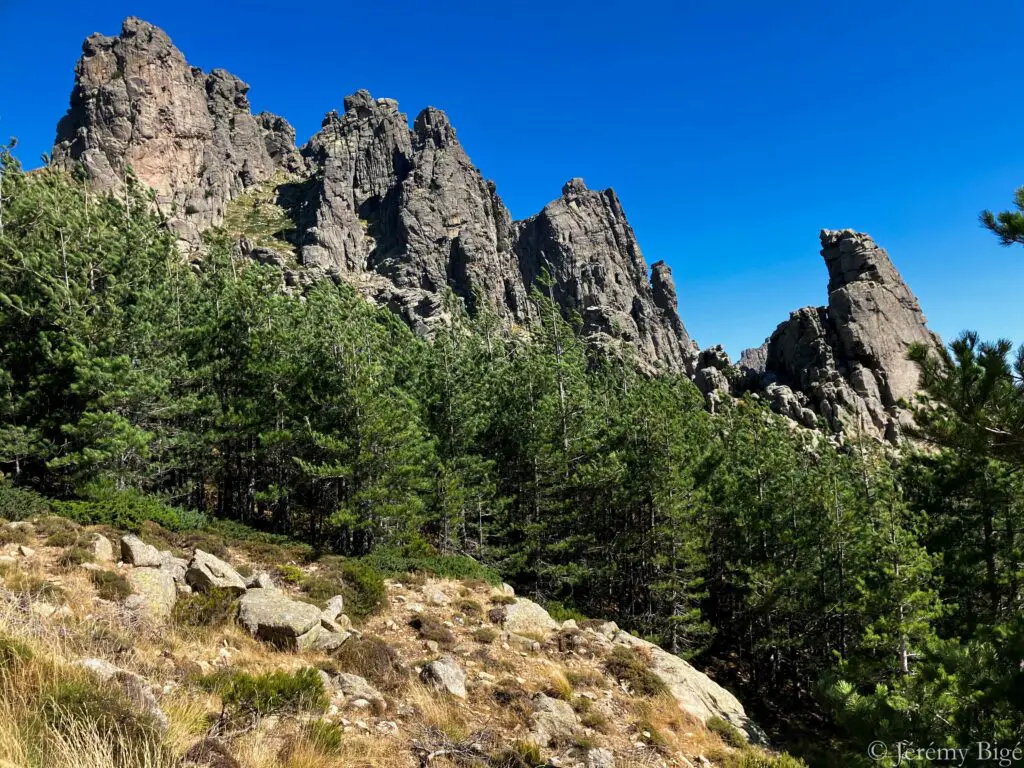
left=52, top=18, right=693, bottom=371
left=739, top=229, right=942, bottom=440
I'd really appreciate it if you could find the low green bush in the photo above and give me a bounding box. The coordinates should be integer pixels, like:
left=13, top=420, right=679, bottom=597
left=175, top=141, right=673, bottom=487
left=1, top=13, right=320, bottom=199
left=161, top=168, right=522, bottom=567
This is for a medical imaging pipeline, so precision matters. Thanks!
left=55, top=482, right=206, bottom=533
left=301, top=719, right=344, bottom=753
left=198, top=667, right=327, bottom=719
left=41, top=673, right=170, bottom=767
left=410, top=615, right=455, bottom=647
left=173, top=588, right=238, bottom=628
left=604, top=646, right=667, bottom=697
left=0, top=526, right=30, bottom=546
left=0, top=485, right=51, bottom=520
left=57, top=545, right=94, bottom=569
left=45, top=529, right=81, bottom=548
left=89, top=569, right=133, bottom=601
left=361, top=549, right=501, bottom=584
left=545, top=600, right=588, bottom=623
left=331, top=635, right=406, bottom=692
left=35, top=515, right=81, bottom=538
left=489, top=740, right=545, bottom=767
left=300, top=559, right=386, bottom=621
left=707, top=715, right=747, bottom=748
left=474, top=627, right=499, bottom=644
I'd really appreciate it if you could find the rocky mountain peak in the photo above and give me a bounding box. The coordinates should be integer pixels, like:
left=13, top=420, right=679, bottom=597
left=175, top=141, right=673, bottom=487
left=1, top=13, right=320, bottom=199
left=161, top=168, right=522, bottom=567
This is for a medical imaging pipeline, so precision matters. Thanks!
left=413, top=107, right=458, bottom=148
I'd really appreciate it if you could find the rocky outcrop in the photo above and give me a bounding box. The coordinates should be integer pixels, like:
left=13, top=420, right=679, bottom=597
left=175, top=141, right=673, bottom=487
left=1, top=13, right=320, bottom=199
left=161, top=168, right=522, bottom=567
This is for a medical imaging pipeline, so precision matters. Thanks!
left=186, top=550, right=247, bottom=595
left=53, top=17, right=296, bottom=246
left=238, top=587, right=322, bottom=650
left=740, top=229, right=942, bottom=440
left=52, top=20, right=693, bottom=372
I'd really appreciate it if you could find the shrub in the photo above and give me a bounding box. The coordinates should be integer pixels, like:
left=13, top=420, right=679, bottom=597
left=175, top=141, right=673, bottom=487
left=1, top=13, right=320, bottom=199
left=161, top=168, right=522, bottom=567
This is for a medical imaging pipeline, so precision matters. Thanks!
left=55, top=482, right=206, bottom=533
left=0, top=485, right=51, bottom=520
left=275, top=564, right=305, bottom=585
left=604, top=646, right=667, bottom=697
left=474, top=627, right=499, bottom=644
left=566, top=669, right=605, bottom=688
left=0, top=525, right=30, bottom=545
left=635, top=718, right=669, bottom=749
left=0, top=632, right=32, bottom=667
left=173, top=588, right=238, bottom=628
left=45, top=529, right=81, bottom=548
left=360, top=549, right=501, bottom=584
left=331, top=635, right=406, bottom=692
left=707, top=715, right=747, bottom=748
left=89, top=569, right=133, bottom=601
left=301, top=719, right=344, bottom=753
left=489, top=740, right=545, bottom=768
left=491, top=593, right=516, bottom=606
left=545, top=600, right=588, bottom=623
left=41, top=673, right=170, bottom=767
left=410, top=615, right=455, bottom=647
left=199, top=667, right=327, bottom=719
left=57, top=545, right=94, bottom=569
left=456, top=598, right=483, bottom=618
left=302, top=559, right=386, bottom=621
left=581, top=709, right=610, bottom=732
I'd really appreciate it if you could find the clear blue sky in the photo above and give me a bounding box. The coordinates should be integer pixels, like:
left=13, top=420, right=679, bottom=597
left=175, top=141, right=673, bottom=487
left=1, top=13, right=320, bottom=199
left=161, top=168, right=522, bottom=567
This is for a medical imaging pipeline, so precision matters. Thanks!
left=2, top=1, right=1022, bottom=356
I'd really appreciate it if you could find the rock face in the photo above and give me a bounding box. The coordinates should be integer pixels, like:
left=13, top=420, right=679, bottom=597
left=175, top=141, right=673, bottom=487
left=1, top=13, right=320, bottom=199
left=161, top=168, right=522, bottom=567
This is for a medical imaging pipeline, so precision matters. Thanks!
left=612, top=631, right=765, bottom=743
left=53, top=19, right=693, bottom=373
left=126, top=566, right=177, bottom=620
left=186, top=550, right=247, bottom=595
left=53, top=17, right=296, bottom=246
left=740, top=229, right=942, bottom=440
left=238, top=588, right=322, bottom=650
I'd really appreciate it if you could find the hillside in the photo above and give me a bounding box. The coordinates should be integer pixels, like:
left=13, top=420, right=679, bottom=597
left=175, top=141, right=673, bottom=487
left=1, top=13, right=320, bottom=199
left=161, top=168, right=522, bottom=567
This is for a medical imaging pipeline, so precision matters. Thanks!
left=0, top=507, right=796, bottom=768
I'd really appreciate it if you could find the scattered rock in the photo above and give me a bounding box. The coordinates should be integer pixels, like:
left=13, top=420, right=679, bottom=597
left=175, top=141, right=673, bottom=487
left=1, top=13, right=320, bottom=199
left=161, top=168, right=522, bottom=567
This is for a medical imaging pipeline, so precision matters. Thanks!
left=160, top=552, right=189, bottom=584
left=500, top=598, right=560, bottom=637
left=120, top=535, right=162, bottom=567
left=16, top=545, right=34, bottom=558
left=77, top=657, right=168, bottom=731
left=528, top=693, right=581, bottom=747
left=89, top=533, right=114, bottom=562
left=334, top=672, right=386, bottom=714
left=244, top=571, right=274, bottom=590
left=237, top=588, right=322, bottom=650
left=423, top=583, right=450, bottom=606
left=420, top=654, right=467, bottom=698
left=186, top=550, right=247, bottom=595
left=126, top=567, right=177, bottom=620
left=322, top=594, right=345, bottom=622
left=585, top=748, right=616, bottom=768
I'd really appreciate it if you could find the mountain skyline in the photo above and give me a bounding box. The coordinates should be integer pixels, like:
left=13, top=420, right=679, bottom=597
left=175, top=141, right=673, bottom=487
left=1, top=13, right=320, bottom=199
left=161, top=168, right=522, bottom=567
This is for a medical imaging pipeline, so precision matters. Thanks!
left=2, top=1, right=1022, bottom=356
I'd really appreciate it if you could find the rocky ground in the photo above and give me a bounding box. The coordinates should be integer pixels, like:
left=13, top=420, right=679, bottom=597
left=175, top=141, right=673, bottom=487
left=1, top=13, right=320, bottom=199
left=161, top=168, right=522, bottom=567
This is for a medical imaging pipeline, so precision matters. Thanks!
left=0, top=515, right=801, bottom=768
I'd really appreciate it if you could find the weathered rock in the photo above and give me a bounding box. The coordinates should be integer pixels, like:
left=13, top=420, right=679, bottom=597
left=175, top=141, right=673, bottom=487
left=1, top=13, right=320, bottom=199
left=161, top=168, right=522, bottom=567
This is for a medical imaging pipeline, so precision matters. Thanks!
left=514, top=179, right=693, bottom=373
left=127, top=567, right=177, bottom=620
left=312, top=629, right=351, bottom=653
left=585, top=748, right=616, bottom=768
left=52, top=18, right=295, bottom=247
left=322, top=595, right=345, bottom=622
left=420, top=654, right=467, bottom=698
left=244, top=571, right=274, bottom=590
left=612, top=631, right=764, bottom=742
left=16, top=545, right=34, bottom=558
left=238, top=588, right=322, bottom=650
left=422, top=583, right=450, bottom=606
left=499, top=598, right=560, bottom=637
left=89, top=533, right=114, bottom=562
left=120, top=534, right=162, bottom=567
left=527, top=692, right=582, bottom=747
left=186, top=550, right=247, bottom=595
left=160, top=552, right=188, bottom=584
left=77, top=657, right=168, bottom=731
left=334, top=672, right=386, bottom=713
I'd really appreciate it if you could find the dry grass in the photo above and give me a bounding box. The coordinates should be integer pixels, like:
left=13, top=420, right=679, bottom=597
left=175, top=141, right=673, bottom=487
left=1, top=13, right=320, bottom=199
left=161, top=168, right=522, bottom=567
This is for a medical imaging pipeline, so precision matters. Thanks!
left=405, top=681, right=469, bottom=742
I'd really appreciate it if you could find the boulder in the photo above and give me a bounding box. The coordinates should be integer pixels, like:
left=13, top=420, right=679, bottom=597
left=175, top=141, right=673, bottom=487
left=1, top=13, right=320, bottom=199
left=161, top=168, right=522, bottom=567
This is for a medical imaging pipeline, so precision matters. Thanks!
left=528, top=693, right=582, bottom=747
left=238, top=588, right=322, bottom=650
left=612, top=631, right=764, bottom=742
left=334, top=672, right=387, bottom=713
left=244, top=571, right=274, bottom=590
left=585, top=748, right=616, bottom=768
left=499, top=598, right=560, bottom=637
left=120, top=534, right=162, bottom=567
left=420, top=654, right=467, bottom=699
left=322, top=594, right=345, bottom=622
left=126, top=567, right=177, bottom=620
left=89, top=533, right=114, bottom=562
left=77, top=657, right=168, bottom=731
left=186, top=550, right=246, bottom=595
left=160, top=552, right=189, bottom=584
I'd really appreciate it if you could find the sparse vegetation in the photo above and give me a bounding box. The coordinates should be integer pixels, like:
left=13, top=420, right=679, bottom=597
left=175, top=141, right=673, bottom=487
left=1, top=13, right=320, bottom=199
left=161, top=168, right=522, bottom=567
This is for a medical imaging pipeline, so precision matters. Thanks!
left=410, top=614, right=456, bottom=647
left=707, top=714, right=747, bottom=748
left=473, top=626, right=499, bottom=644
left=173, top=587, right=238, bottom=628
left=331, top=635, right=407, bottom=692
left=605, top=646, right=667, bottom=696
left=89, top=569, right=133, bottom=601
left=198, top=667, right=327, bottom=721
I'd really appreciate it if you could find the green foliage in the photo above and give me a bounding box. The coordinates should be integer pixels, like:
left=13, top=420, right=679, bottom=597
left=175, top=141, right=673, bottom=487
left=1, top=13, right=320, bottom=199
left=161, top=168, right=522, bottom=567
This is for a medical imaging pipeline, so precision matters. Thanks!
left=199, top=667, right=327, bottom=719
left=173, top=588, right=239, bottom=628
left=41, top=673, right=170, bottom=766
left=980, top=185, right=1024, bottom=247
left=0, top=632, right=32, bottom=667
left=300, top=719, right=344, bottom=753
left=544, top=600, right=588, bottom=623
left=473, top=627, right=499, bottom=644
left=57, top=545, right=93, bottom=569
left=604, top=646, right=667, bottom=696
left=56, top=484, right=206, bottom=533
left=707, top=715, right=746, bottom=748
left=0, top=486, right=50, bottom=520
left=331, top=635, right=406, bottom=692
left=301, top=559, right=386, bottom=621
left=44, top=529, right=80, bottom=547
left=89, top=569, right=133, bottom=601
left=361, top=549, right=501, bottom=584
left=488, top=741, right=545, bottom=768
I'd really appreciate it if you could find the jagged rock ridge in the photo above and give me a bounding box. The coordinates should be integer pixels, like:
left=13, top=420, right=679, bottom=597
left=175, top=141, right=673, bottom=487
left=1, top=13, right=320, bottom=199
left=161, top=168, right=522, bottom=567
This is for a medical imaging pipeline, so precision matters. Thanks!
left=53, top=18, right=693, bottom=372
left=734, top=229, right=943, bottom=440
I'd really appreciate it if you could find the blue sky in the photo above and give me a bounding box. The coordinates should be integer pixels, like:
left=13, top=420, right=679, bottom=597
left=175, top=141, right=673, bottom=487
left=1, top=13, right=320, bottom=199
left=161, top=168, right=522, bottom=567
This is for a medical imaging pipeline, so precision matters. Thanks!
left=2, top=1, right=1022, bottom=356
